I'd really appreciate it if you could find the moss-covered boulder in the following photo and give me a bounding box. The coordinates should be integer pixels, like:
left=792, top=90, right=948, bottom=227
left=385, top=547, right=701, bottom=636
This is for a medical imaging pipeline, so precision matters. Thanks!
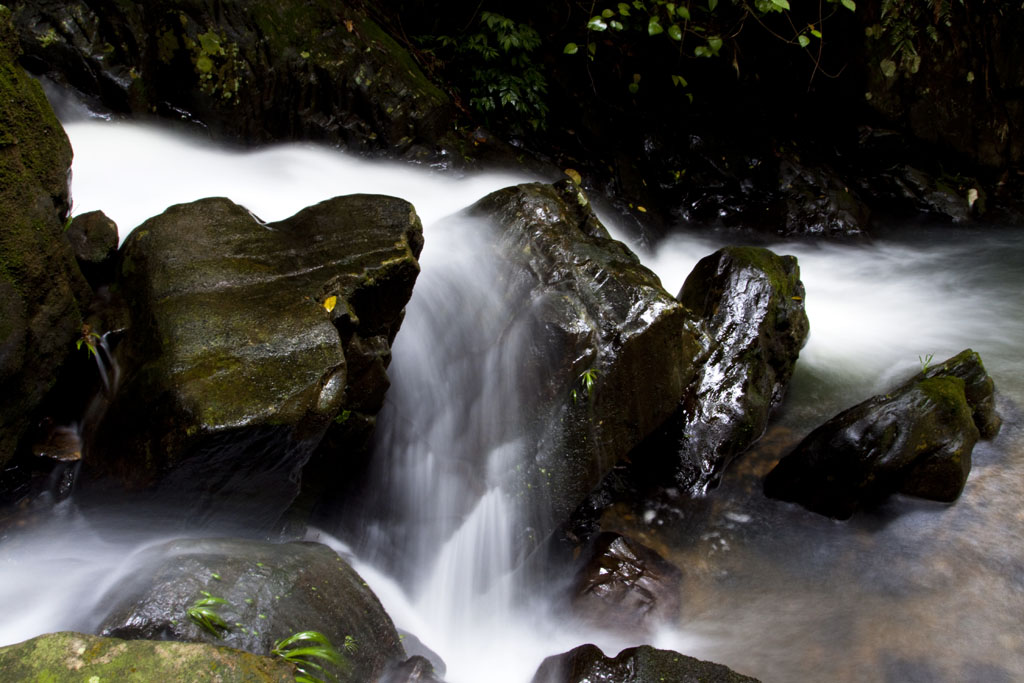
left=0, top=6, right=90, bottom=471
left=86, top=195, right=421, bottom=529
left=532, top=644, right=760, bottom=683
left=0, top=631, right=296, bottom=681
left=10, top=0, right=457, bottom=161
left=96, top=538, right=404, bottom=683
left=467, top=180, right=700, bottom=550
left=764, top=349, right=1000, bottom=519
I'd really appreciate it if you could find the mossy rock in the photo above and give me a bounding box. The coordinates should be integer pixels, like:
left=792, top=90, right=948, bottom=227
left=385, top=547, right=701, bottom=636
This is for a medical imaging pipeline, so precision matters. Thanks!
left=0, top=6, right=88, bottom=470
left=0, top=631, right=296, bottom=681
left=10, top=0, right=457, bottom=160
left=765, top=349, right=999, bottom=518
left=86, top=195, right=421, bottom=529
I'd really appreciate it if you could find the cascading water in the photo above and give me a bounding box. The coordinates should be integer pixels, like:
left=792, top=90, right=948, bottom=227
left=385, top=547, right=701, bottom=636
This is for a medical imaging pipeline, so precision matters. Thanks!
left=2, top=108, right=1023, bottom=682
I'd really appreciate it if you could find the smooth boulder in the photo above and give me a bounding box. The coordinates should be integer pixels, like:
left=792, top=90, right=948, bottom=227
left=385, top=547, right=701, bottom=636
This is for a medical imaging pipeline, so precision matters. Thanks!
left=532, top=644, right=760, bottom=683
left=97, top=538, right=405, bottom=683
left=0, top=631, right=295, bottom=682
left=764, top=349, right=1000, bottom=518
left=87, top=194, right=421, bottom=529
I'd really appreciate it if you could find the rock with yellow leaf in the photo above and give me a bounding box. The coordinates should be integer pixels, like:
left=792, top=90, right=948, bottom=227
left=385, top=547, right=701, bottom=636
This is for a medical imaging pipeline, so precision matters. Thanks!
left=83, top=194, right=422, bottom=530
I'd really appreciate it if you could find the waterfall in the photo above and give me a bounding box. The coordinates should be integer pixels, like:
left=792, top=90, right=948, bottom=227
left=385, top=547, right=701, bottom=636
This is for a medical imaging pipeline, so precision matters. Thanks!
left=3, top=115, right=1023, bottom=682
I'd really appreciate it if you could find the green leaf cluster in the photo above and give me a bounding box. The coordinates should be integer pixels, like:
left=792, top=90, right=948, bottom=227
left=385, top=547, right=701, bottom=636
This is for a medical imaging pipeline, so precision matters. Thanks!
left=420, top=12, right=549, bottom=131
left=866, top=0, right=963, bottom=79
left=186, top=591, right=230, bottom=637
left=272, top=631, right=352, bottom=683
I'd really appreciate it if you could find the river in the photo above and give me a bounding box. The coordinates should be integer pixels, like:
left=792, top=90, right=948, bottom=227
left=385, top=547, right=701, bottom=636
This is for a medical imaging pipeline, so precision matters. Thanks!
left=1, top=114, right=1021, bottom=682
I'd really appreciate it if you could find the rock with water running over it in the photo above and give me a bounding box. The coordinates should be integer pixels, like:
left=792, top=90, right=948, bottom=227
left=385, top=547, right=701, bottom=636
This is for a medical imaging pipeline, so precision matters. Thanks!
left=764, top=349, right=1000, bottom=519
left=0, top=7, right=92, bottom=473
left=662, top=246, right=809, bottom=492
left=532, top=643, right=761, bottom=683
left=570, top=532, right=682, bottom=632
left=10, top=0, right=458, bottom=162
left=468, top=180, right=701, bottom=549
left=86, top=195, right=422, bottom=529
left=0, top=631, right=296, bottom=681
left=97, top=538, right=405, bottom=683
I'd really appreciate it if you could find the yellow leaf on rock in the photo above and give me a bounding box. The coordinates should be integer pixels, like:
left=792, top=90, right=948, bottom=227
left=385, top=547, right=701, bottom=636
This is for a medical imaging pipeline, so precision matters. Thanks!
left=323, top=296, right=337, bottom=312
left=564, top=168, right=582, bottom=185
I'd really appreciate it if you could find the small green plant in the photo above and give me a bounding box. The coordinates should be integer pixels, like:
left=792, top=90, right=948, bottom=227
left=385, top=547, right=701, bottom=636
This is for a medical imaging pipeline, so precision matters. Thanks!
left=187, top=591, right=231, bottom=638
left=919, top=353, right=934, bottom=373
left=76, top=323, right=102, bottom=358
left=272, top=631, right=353, bottom=683
left=571, top=367, right=599, bottom=403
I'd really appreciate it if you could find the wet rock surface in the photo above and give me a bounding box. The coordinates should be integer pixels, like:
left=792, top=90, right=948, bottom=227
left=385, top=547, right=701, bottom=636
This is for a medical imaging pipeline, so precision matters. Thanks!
left=10, top=0, right=457, bottom=161
left=97, top=538, right=404, bottom=683
left=0, top=7, right=88, bottom=471
left=0, top=631, right=296, bottom=682
left=468, top=180, right=701, bottom=548
left=86, top=194, right=422, bottom=529
left=66, top=209, right=118, bottom=288
left=764, top=349, right=1000, bottom=518
left=571, top=532, right=682, bottom=632
left=532, top=643, right=760, bottom=683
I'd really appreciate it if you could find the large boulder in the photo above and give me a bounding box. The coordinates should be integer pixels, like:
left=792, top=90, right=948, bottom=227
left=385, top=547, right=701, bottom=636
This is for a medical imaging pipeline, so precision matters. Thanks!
left=467, top=180, right=701, bottom=547
left=86, top=194, right=421, bottom=529
left=764, top=349, right=1000, bottom=519
left=10, top=0, right=457, bottom=161
left=532, top=644, right=760, bottom=683
left=671, top=246, right=809, bottom=492
left=0, top=631, right=295, bottom=682
left=0, top=7, right=89, bottom=471
left=97, top=538, right=405, bottom=683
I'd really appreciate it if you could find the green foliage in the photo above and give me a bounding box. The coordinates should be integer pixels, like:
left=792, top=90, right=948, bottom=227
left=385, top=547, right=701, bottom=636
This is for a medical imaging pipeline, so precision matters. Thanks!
left=186, top=591, right=230, bottom=638
left=563, top=0, right=855, bottom=94
left=76, top=323, right=101, bottom=358
left=420, top=12, right=549, bottom=131
left=570, top=368, right=599, bottom=403
left=272, top=631, right=353, bottom=683
left=919, top=353, right=934, bottom=373
left=866, top=0, right=964, bottom=79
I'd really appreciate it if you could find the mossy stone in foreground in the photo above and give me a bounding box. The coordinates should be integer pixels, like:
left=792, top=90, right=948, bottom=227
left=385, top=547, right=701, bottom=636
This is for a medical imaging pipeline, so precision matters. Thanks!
left=0, top=631, right=295, bottom=682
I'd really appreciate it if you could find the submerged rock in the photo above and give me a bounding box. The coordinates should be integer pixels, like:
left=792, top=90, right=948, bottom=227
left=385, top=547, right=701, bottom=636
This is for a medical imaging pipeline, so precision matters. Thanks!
left=0, top=631, right=295, bottom=682
left=11, top=0, right=457, bottom=161
left=87, top=194, right=421, bottom=529
left=0, top=7, right=89, bottom=471
left=468, top=180, right=700, bottom=549
left=97, top=538, right=404, bottom=683
left=571, top=532, right=682, bottom=632
left=532, top=644, right=760, bottom=683
left=672, top=246, right=809, bottom=491
left=764, top=349, right=1000, bottom=518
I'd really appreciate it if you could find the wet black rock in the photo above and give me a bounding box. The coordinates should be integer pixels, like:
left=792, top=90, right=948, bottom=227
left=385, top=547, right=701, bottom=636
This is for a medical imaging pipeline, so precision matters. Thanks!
left=468, top=180, right=701, bottom=550
left=764, top=349, right=1000, bottom=518
left=65, top=209, right=118, bottom=288
left=672, top=246, right=809, bottom=491
left=532, top=644, right=760, bottom=683
left=86, top=194, right=421, bottom=529
left=10, top=0, right=457, bottom=161
left=97, top=538, right=404, bottom=683
left=571, top=532, right=682, bottom=632
left=381, top=656, right=446, bottom=683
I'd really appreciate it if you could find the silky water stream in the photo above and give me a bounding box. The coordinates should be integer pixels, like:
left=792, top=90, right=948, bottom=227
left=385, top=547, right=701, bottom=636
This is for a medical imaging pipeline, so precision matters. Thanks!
left=1, top=115, right=1022, bottom=683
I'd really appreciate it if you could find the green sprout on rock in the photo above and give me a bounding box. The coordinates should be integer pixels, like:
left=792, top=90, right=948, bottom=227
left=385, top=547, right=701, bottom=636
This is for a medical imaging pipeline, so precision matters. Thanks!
left=570, top=367, right=599, bottom=403
left=76, top=323, right=102, bottom=358
left=272, top=631, right=352, bottom=683
left=919, top=353, right=934, bottom=373
left=186, top=591, right=230, bottom=638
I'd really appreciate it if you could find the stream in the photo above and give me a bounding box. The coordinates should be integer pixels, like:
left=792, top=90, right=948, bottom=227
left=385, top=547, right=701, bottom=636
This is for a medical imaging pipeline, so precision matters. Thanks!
left=1, top=113, right=1022, bottom=682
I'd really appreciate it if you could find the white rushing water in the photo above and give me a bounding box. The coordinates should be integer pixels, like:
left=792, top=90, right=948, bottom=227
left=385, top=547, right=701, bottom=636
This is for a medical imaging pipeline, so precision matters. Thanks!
left=1, top=115, right=1022, bottom=682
